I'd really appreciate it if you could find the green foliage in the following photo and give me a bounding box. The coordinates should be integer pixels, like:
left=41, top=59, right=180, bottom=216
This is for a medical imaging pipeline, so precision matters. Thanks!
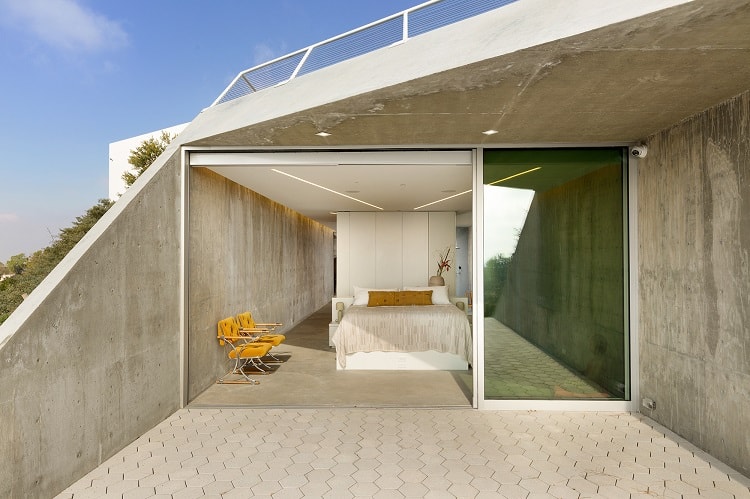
left=122, top=131, right=174, bottom=188
left=0, top=199, right=113, bottom=325
left=6, top=253, right=27, bottom=275
left=483, top=253, right=512, bottom=317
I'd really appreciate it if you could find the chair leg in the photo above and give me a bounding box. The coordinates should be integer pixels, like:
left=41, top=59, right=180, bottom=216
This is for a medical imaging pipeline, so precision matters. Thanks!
left=218, top=357, right=260, bottom=384
left=249, top=357, right=274, bottom=373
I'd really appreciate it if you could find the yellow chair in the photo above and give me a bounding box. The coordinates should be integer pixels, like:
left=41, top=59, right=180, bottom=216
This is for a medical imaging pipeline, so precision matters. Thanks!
left=217, top=317, right=273, bottom=384
left=236, top=311, right=283, bottom=333
left=236, top=311, right=287, bottom=361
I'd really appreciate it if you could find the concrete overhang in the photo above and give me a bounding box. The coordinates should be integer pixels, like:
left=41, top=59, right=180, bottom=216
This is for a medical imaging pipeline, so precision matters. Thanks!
left=179, top=0, right=750, bottom=148
left=177, top=0, right=750, bottom=228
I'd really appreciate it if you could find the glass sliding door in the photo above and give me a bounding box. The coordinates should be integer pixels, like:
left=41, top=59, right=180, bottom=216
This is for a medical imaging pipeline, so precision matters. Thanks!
left=482, top=148, right=628, bottom=401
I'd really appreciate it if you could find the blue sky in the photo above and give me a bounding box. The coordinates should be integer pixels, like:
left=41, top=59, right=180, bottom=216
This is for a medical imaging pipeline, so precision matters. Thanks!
left=0, top=0, right=419, bottom=262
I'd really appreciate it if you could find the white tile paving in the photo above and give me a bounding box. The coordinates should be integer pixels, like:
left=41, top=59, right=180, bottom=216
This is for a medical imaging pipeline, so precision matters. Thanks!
left=57, top=409, right=750, bottom=498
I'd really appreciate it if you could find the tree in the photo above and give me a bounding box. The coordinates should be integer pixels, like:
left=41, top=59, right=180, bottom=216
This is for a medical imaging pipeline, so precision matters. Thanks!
left=483, top=253, right=512, bottom=317
left=121, top=131, right=174, bottom=188
left=6, top=254, right=27, bottom=275
left=0, top=199, right=113, bottom=324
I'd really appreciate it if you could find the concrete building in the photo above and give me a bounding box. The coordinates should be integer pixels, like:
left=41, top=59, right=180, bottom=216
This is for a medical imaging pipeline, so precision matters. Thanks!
left=1, top=0, right=749, bottom=496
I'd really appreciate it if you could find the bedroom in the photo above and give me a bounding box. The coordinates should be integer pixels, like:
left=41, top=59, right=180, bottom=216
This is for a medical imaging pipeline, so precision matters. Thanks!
left=190, top=146, right=632, bottom=410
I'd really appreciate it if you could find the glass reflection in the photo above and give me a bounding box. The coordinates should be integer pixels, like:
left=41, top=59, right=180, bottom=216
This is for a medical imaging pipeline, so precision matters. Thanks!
left=483, top=149, right=627, bottom=400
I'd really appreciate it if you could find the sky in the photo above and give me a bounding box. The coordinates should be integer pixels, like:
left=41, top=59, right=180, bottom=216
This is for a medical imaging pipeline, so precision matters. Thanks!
left=0, top=0, right=420, bottom=263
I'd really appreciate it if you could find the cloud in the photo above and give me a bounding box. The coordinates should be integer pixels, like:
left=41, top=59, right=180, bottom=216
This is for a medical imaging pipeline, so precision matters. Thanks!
left=253, top=43, right=279, bottom=67
left=0, top=0, right=128, bottom=52
left=0, top=213, right=19, bottom=223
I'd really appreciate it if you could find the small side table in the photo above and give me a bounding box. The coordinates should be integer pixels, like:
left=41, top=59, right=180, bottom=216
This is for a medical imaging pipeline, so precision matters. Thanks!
left=328, top=322, right=338, bottom=348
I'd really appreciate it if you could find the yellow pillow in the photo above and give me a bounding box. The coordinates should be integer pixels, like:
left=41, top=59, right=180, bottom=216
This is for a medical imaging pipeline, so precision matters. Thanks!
left=367, top=291, right=397, bottom=307
left=395, top=290, right=433, bottom=306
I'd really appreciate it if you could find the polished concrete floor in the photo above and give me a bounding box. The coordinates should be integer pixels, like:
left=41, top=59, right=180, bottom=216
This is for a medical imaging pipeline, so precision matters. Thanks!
left=57, top=306, right=750, bottom=498
left=190, top=304, right=474, bottom=408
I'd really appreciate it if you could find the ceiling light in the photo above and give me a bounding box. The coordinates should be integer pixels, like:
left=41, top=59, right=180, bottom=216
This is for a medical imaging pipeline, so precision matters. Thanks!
left=315, top=131, right=331, bottom=137
left=271, top=169, right=383, bottom=210
left=488, top=166, right=541, bottom=186
left=482, top=129, right=498, bottom=135
left=414, top=189, right=471, bottom=211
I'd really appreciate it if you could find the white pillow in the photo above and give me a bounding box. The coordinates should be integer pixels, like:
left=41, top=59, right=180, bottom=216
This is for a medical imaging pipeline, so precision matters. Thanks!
left=403, top=285, right=450, bottom=305
left=352, top=286, right=397, bottom=306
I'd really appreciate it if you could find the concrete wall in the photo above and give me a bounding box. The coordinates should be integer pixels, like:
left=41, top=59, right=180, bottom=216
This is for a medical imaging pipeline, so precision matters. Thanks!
left=187, top=168, right=334, bottom=401
left=0, top=150, right=183, bottom=498
left=494, top=165, right=626, bottom=395
left=639, top=90, right=750, bottom=475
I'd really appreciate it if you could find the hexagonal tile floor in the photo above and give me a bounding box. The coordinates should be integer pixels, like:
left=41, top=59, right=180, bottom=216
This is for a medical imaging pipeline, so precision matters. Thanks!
left=58, top=409, right=749, bottom=498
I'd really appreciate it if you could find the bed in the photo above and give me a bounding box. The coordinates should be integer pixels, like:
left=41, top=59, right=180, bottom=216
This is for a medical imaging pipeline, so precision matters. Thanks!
left=330, top=287, right=472, bottom=370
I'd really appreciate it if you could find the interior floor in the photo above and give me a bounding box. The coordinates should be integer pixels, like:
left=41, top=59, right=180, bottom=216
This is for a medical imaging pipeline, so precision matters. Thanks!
left=191, top=303, right=474, bottom=408
left=194, top=303, right=615, bottom=407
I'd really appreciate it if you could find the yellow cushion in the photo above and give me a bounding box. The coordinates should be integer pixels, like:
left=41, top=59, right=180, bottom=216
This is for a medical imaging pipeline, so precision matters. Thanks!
left=217, top=317, right=240, bottom=345
left=395, top=290, right=433, bottom=306
left=367, top=291, right=397, bottom=307
left=258, top=334, right=286, bottom=346
left=236, top=312, right=256, bottom=329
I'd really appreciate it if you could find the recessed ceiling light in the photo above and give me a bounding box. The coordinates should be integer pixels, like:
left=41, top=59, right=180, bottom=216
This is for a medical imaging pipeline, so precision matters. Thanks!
left=315, top=131, right=331, bottom=137
left=482, top=129, right=498, bottom=135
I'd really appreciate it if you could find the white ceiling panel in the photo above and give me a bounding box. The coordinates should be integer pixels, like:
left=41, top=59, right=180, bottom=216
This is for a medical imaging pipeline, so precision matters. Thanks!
left=195, top=151, right=473, bottom=228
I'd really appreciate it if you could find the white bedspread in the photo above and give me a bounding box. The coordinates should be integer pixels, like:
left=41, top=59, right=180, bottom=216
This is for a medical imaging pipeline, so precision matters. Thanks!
left=331, top=304, right=472, bottom=368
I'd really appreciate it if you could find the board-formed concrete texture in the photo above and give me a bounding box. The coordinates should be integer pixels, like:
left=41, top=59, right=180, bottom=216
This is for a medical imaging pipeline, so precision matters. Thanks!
left=0, top=149, right=184, bottom=498
left=639, top=90, right=750, bottom=477
left=186, top=168, right=334, bottom=401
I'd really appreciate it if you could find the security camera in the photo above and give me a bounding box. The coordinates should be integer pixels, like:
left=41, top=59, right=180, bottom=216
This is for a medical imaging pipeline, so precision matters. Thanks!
left=630, top=145, right=648, bottom=158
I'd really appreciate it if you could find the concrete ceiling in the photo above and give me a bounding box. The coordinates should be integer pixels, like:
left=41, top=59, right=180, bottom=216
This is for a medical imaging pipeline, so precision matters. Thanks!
left=183, top=0, right=750, bottom=227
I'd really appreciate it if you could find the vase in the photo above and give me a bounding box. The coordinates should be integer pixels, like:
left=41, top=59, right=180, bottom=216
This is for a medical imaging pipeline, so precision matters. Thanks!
left=429, top=275, right=445, bottom=286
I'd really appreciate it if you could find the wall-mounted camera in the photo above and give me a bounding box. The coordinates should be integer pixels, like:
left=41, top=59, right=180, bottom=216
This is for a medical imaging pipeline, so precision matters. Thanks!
left=630, top=145, right=648, bottom=158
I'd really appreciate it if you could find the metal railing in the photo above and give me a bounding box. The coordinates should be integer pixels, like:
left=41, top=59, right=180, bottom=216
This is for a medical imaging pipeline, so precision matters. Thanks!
left=211, top=0, right=519, bottom=106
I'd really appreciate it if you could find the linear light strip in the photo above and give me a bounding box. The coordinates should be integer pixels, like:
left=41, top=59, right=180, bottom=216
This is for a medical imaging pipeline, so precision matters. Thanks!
left=271, top=169, right=384, bottom=210
left=415, top=166, right=541, bottom=210
left=488, top=166, right=541, bottom=185
left=414, top=189, right=471, bottom=210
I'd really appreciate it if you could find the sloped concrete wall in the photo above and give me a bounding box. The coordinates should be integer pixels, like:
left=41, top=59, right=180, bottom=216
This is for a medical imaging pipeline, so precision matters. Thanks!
left=639, top=90, right=750, bottom=475
left=187, top=168, right=334, bottom=400
left=0, top=151, right=183, bottom=498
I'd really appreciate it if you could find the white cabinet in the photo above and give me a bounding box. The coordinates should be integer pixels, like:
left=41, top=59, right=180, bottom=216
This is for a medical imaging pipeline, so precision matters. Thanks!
left=375, top=212, right=403, bottom=289
left=348, top=213, right=376, bottom=293
left=402, top=212, right=429, bottom=288
left=336, top=211, right=456, bottom=296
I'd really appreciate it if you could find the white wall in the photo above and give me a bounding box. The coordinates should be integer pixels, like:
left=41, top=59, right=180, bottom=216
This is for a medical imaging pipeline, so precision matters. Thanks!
left=108, top=123, right=188, bottom=200
left=336, top=211, right=456, bottom=296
